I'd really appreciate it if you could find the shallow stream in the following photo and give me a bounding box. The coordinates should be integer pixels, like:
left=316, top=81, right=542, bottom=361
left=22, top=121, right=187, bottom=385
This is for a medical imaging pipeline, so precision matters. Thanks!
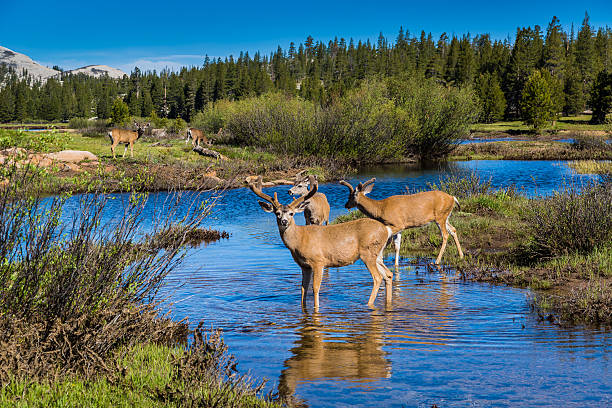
left=109, top=160, right=611, bottom=406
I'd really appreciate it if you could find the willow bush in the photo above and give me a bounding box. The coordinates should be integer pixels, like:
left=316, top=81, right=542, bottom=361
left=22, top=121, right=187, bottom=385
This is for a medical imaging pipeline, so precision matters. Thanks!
left=195, top=76, right=479, bottom=162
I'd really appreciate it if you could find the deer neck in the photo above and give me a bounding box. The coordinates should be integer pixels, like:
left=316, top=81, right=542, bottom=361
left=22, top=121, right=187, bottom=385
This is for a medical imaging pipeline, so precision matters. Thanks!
left=356, top=194, right=384, bottom=221
left=277, top=219, right=301, bottom=252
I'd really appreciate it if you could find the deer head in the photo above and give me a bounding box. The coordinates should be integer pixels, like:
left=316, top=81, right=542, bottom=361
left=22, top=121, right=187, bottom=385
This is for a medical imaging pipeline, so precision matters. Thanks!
left=288, top=171, right=316, bottom=197
left=134, top=122, right=150, bottom=138
left=250, top=175, right=318, bottom=231
left=339, top=178, right=376, bottom=209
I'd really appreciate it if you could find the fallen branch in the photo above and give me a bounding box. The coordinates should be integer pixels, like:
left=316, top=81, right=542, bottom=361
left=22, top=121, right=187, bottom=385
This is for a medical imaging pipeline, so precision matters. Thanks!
left=192, top=146, right=228, bottom=161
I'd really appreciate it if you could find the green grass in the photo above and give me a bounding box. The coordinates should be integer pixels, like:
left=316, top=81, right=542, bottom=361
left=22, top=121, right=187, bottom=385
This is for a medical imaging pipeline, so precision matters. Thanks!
left=471, top=114, right=609, bottom=133
left=0, top=343, right=280, bottom=408
left=566, top=160, right=612, bottom=175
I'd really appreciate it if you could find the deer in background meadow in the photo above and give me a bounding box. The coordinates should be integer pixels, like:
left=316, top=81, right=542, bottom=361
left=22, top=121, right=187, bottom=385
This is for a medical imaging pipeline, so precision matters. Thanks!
left=249, top=175, right=393, bottom=309
left=340, top=178, right=464, bottom=267
left=288, top=171, right=330, bottom=225
left=185, top=128, right=209, bottom=148
left=108, top=122, right=149, bottom=159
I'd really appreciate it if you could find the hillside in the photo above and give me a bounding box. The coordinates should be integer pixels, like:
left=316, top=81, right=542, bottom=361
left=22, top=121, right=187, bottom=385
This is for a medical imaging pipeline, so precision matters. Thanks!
left=0, top=46, right=126, bottom=81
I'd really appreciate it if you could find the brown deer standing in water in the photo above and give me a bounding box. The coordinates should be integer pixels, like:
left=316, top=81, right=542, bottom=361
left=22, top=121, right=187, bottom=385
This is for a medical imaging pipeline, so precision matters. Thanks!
left=185, top=128, right=209, bottom=147
left=249, top=175, right=393, bottom=309
left=287, top=171, right=330, bottom=225
left=340, top=178, right=464, bottom=266
left=108, top=122, right=149, bottom=158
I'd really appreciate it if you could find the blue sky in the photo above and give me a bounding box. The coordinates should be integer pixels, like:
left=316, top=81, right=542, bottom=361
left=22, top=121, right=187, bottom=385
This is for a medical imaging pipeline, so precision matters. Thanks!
left=1, top=0, right=611, bottom=74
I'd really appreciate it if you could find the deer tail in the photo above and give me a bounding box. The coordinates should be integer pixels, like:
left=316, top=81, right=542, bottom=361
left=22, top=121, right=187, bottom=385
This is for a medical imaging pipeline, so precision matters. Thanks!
left=454, top=196, right=461, bottom=211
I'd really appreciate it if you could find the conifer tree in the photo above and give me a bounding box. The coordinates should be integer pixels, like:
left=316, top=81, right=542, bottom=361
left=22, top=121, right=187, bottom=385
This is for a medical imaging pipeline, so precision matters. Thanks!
left=590, top=70, right=612, bottom=124
left=543, top=16, right=566, bottom=78
left=521, top=70, right=555, bottom=131
left=476, top=72, right=506, bottom=122
left=0, top=88, right=14, bottom=123
left=111, top=97, right=130, bottom=126
left=575, top=13, right=596, bottom=99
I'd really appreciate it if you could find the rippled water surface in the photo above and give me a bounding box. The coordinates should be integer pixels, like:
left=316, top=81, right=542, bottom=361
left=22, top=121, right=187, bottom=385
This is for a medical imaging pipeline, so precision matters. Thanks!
left=110, top=161, right=611, bottom=406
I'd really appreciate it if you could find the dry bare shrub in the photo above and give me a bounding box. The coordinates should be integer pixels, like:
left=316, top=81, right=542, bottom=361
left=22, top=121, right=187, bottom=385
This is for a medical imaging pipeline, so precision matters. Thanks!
left=0, top=163, right=214, bottom=383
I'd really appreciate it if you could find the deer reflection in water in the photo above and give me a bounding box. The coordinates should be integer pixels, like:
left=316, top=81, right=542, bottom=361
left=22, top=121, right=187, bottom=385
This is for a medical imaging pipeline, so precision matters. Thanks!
left=278, top=269, right=456, bottom=398
left=278, top=311, right=390, bottom=398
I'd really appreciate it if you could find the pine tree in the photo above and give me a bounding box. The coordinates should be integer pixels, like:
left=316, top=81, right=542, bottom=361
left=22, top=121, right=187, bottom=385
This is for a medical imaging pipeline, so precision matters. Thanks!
left=476, top=72, right=506, bottom=122
left=141, top=89, right=154, bottom=117
left=543, top=16, right=566, bottom=78
left=590, top=70, right=612, bottom=124
left=111, top=97, right=130, bottom=126
left=0, top=87, right=14, bottom=123
left=521, top=70, right=555, bottom=131
left=575, top=13, right=596, bottom=101
left=505, top=26, right=544, bottom=118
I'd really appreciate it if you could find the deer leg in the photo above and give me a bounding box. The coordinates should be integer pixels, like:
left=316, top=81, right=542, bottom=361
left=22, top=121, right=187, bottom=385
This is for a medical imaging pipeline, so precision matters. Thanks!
left=376, top=249, right=393, bottom=304
left=111, top=144, right=116, bottom=159
left=435, top=220, right=449, bottom=265
left=123, top=144, right=128, bottom=158
left=312, top=265, right=324, bottom=310
left=393, top=232, right=402, bottom=268
left=301, top=267, right=312, bottom=307
left=447, top=218, right=464, bottom=259
left=363, top=256, right=383, bottom=306
left=130, top=142, right=134, bottom=158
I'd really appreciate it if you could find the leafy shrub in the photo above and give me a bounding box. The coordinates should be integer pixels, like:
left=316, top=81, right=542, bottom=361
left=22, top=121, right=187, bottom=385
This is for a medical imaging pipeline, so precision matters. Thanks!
left=216, top=78, right=479, bottom=162
left=68, top=117, right=89, bottom=129
left=191, top=100, right=233, bottom=134
left=0, top=164, right=214, bottom=382
left=148, top=111, right=169, bottom=129
left=525, top=180, right=612, bottom=258
left=387, top=75, right=480, bottom=159
left=571, top=132, right=611, bottom=151
left=0, top=129, right=72, bottom=152
left=427, top=171, right=494, bottom=198
left=169, top=118, right=187, bottom=135
left=316, top=80, right=404, bottom=162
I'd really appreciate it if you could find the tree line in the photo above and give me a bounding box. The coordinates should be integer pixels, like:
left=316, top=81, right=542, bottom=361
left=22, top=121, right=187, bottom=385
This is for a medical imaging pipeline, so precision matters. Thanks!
left=0, top=13, right=611, bottom=125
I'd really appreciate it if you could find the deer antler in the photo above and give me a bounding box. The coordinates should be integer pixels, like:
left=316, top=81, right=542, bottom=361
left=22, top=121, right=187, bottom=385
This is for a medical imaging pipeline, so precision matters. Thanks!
left=289, top=175, right=318, bottom=209
left=295, top=170, right=308, bottom=180
left=248, top=176, right=280, bottom=206
left=339, top=180, right=354, bottom=193
left=357, top=178, right=376, bottom=190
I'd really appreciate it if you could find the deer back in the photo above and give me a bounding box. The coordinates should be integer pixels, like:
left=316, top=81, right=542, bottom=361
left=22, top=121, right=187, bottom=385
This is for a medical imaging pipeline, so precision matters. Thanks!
left=189, top=128, right=208, bottom=143
left=109, top=128, right=138, bottom=144
left=365, top=191, right=456, bottom=231
left=283, top=218, right=390, bottom=268
left=303, top=193, right=330, bottom=224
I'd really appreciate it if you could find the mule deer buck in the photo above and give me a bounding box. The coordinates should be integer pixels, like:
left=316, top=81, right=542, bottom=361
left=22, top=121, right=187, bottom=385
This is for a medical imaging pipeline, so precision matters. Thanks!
left=185, top=128, right=209, bottom=148
left=108, top=122, right=149, bottom=158
left=249, top=175, right=393, bottom=309
left=288, top=171, right=330, bottom=225
left=340, top=178, right=464, bottom=266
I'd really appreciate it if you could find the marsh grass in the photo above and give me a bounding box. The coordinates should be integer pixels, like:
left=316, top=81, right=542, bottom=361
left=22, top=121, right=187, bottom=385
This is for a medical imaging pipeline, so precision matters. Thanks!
left=566, top=160, right=612, bottom=175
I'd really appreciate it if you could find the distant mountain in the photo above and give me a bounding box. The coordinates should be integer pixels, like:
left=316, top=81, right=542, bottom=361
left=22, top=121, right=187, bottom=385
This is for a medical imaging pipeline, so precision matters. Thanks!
left=0, top=45, right=59, bottom=81
left=0, top=45, right=127, bottom=81
left=65, top=65, right=125, bottom=79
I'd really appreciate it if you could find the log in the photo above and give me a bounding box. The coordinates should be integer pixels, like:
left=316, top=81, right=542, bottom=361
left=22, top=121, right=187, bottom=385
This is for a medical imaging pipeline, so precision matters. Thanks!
left=193, top=146, right=228, bottom=160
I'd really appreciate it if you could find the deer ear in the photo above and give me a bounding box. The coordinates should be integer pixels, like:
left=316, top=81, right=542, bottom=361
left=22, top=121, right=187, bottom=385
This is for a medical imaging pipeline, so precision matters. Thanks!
left=362, top=183, right=374, bottom=195
left=294, top=201, right=307, bottom=213
left=258, top=201, right=274, bottom=213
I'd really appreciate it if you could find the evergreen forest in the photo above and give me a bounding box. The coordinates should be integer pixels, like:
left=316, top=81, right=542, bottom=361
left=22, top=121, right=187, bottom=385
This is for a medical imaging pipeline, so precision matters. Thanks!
left=1, top=13, right=611, bottom=125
